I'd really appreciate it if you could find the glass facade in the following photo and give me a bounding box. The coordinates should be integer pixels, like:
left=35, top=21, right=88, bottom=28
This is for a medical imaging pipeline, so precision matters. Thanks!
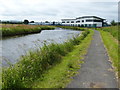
left=86, top=19, right=102, bottom=22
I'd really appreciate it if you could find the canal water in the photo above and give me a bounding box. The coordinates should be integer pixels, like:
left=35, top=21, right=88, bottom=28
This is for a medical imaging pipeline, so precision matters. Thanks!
left=1, top=28, right=81, bottom=66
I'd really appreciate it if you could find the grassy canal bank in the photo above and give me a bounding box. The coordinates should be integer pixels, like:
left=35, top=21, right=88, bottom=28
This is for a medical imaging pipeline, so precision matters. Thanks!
left=2, top=27, right=93, bottom=88
left=1, top=24, right=55, bottom=37
left=98, top=26, right=120, bottom=78
left=32, top=30, right=94, bottom=88
left=57, top=26, right=85, bottom=31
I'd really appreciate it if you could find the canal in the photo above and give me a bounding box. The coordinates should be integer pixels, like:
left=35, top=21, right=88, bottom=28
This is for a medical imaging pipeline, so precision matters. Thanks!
left=1, top=28, right=81, bottom=66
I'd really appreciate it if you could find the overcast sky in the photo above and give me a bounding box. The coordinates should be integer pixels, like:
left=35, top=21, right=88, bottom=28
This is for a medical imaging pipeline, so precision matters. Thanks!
left=0, top=0, right=119, bottom=23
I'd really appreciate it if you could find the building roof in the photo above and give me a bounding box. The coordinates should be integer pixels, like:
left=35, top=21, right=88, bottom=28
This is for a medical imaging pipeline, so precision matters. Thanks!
left=61, top=19, right=76, bottom=20
left=76, top=16, right=106, bottom=20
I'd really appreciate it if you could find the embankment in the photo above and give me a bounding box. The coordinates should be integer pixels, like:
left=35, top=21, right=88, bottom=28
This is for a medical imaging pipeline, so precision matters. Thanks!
left=2, top=27, right=93, bottom=88
left=98, top=26, right=120, bottom=81
left=1, top=24, right=55, bottom=37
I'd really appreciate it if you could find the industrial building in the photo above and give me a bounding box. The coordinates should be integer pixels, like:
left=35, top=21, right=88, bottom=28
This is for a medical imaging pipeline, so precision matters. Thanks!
left=61, top=16, right=106, bottom=27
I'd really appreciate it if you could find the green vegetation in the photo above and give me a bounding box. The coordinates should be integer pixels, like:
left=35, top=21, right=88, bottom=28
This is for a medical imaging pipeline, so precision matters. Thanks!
left=97, top=26, right=119, bottom=41
left=1, top=24, right=55, bottom=37
left=57, top=26, right=85, bottom=31
left=32, top=30, right=94, bottom=88
left=110, top=20, right=120, bottom=26
left=2, top=29, right=92, bottom=89
left=23, top=19, right=29, bottom=24
left=98, top=26, right=120, bottom=78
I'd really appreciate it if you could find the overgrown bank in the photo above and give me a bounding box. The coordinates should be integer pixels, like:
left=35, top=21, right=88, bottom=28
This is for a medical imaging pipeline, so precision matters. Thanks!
left=57, top=26, right=85, bottom=31
left=97, top=26, right=119, bottom=41
left=2, top=28, right=92, bottom=88
left=32, top=30, right=94, bottom=88
left=1, top=24, right=55, bottom=37
left=98, top=26, right=120, bottom=78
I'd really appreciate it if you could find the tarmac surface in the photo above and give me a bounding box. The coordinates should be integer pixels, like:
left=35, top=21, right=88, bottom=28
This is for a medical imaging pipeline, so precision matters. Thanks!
left=67, top=30, right=118, bottom=88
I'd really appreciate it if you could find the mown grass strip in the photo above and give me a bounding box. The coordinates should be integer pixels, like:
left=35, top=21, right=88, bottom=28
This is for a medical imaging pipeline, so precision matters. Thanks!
left=31, top=30, right=94, bottom=88
left=100, top=30, right=120, bottom=78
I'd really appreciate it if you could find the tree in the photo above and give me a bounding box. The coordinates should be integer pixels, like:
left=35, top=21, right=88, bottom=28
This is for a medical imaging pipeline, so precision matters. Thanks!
left=52, top=21, right=55, bottom=25
left=81, top=24, right=84, bottom=27
left=23, top=19, right=29, bottom=24
left=110, top=20, right=117, bottom=26
left=30, top=21, right=34, bottom=23
left=118, top=22, right=120, bottom=25
left=45, top=21, right=49, bottom=23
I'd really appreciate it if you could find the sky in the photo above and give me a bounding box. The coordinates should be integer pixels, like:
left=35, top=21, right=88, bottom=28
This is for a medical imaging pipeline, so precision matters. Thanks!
left=0, top=0, right=119, bottom=23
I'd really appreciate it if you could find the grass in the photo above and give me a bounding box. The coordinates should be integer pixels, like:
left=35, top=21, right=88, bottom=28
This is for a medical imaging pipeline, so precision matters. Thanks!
left=1, top=24, right=55, bottom=37
left=2, top=29, right=91, bottom=89
left=56, top=26, right=85, bottom=31
left=99, top=30, right=120, bottom=78
left=97, top=26, right=119, bottom=41
left=32, top=30, right=94, bottom=88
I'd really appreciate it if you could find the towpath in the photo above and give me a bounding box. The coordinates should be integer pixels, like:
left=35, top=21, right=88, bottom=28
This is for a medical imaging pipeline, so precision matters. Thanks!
left=67, top=30, right=118, bottom=88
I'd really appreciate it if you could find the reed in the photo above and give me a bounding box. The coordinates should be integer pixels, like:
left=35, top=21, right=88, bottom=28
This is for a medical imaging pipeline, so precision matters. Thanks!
left=1, top=24, right=55, bottom=37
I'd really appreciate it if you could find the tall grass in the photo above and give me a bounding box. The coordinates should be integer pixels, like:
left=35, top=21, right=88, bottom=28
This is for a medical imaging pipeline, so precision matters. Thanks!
left=98, top=26, right=119, bottom=41
left=99, top=29, right=120, bottom=79
left=32, top=30, right=94, bottom=88
left=57, top=26, right=85, bottom=31
left=1, top=24, right=55, bottom=37
left=2, top=30, right=90, bottom=88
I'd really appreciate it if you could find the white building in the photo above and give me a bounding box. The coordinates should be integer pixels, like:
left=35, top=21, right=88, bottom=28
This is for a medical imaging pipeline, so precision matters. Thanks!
left=61, top=16, right=106, bottom=27
left=29, top=21, right=62, bottom=25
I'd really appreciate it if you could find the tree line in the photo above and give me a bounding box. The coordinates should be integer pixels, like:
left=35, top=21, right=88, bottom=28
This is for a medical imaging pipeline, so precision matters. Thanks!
left=0, top=19, right=33, bottom=24
left=110, top=20, right=120, bottom=26
left=0, top=19, right=119, bottom=26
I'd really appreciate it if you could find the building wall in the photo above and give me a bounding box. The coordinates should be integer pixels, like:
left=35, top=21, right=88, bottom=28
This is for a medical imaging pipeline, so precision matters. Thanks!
left=61, top=17, right=104, bottom=27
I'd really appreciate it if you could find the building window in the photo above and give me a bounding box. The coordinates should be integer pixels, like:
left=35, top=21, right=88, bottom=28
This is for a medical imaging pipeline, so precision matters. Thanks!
left=76, top=21, right=80, bottom=23
left=93, top=20, right=102, bottom=22
left=89, top=24, right=91, bottom=27
left=85, top=24, right=87, bottom=27
left=93, top=24, right=97, bottom=27
left=82, top=20, right=84, bottom=22
left=71, top=21, right=74, bottom=23
left=67, top=21, right=69, bottom=23
left=81, top=24, right=84, bottom=27
left=86, top=20, right=93, bottom=22
left=78, top=24, right=80, bottom=27
left=86, top=19, right=102, bottom=22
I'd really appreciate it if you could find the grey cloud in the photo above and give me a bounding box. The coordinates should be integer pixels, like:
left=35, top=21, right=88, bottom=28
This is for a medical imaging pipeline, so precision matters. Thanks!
left=0, top=1, right=118, bottom=22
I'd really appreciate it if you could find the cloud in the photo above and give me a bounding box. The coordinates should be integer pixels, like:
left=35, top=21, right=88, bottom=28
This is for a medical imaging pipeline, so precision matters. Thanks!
left=0, top=0, right=118, bottom=22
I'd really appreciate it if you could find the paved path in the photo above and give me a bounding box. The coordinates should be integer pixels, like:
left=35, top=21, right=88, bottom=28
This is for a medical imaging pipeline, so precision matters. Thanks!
left=67, top=30, right=118, bottom=88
